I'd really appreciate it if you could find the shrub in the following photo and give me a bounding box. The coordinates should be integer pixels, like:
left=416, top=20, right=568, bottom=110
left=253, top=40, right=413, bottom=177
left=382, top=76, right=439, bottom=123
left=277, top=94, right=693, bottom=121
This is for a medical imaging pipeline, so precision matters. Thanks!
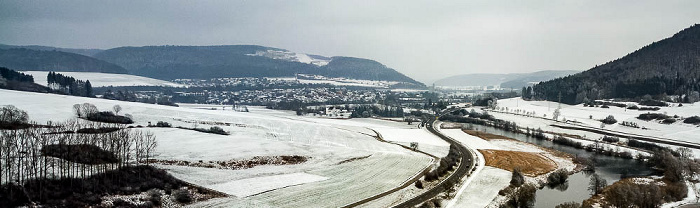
left=618, top=151, right=633, bottom=159
left=208, top=126, right=227, bottom=135
left=424, top=170, right=438, bottom=181
left=639, top=99, right=668, bottom=107
left=147, top=189, right=163, bottom=206
left=664, top=182, right=688, bottom=202
left=601, top=136, right=619, bottom=143
left=662, top=118, right=676, bottom=124
left=628, top=139, right=667, bottom=152
left=555, top=202, right=581, bottom=208
left=638, top=113, right=669, bottom=121
left=638, top=107, right=660, bottom=111
left=155, top=121, right=172, bottom=127
left=419, top=201, right=436, bottom=208
left=76, top=127, right=121, bottom=134
left=553, top=136, right=583, bottom=148
left=621, top=121, right=640, bottom=128
left=173, top=189, right=192, bottom=203
left=503, top=184, right=536, bottom=208
left=510, top=168, right=525, bottom=187
left=41, top=144, right=120, bottom=164
left=547, top=169, right=569, bottom=187
left=86, top=111, right=134, bottom=124
left=601, top=115, right=617, bottom=124
left=415, top=180, right=423, bottom=189
left=683, top=116, right=700, bottom=124
left=604, top=182, right=662, bottom=208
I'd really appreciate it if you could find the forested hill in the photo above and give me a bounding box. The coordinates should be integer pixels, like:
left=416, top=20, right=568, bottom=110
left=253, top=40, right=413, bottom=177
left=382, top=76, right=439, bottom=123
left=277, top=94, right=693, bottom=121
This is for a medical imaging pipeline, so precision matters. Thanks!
left=320, top=56, right=421, bottom=84
left=434, top=70, right=578, bottom=88
left=93, top=45, right=423, bottom=86
left=0, top=44, right=104, bottom=57
left=533, top=24, right=700, bottom=104
left=0, top=48, right=128, bottom=74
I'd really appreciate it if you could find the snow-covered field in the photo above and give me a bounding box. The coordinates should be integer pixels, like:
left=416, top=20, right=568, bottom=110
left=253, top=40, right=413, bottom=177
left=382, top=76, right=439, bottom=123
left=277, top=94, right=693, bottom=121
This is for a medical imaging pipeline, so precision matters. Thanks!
left=22, top=71, right=184, bottom=87
left=450, top=167, right=511, bottom=208
left=375, top=128, right=449, bottom=146
left=471, top=97, right=700, bottom=156
left=495, top=97, right=700, bottom=143
left=206, top=173, right=329, bottom=197
left=441, top=129, right=502, bottom=150
left=0, top=89, right=433, bottom=207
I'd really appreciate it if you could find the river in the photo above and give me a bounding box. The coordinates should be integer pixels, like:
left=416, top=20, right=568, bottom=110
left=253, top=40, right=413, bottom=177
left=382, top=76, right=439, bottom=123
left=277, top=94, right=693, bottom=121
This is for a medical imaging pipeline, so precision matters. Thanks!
left=470, top=125, right=655, bottom=207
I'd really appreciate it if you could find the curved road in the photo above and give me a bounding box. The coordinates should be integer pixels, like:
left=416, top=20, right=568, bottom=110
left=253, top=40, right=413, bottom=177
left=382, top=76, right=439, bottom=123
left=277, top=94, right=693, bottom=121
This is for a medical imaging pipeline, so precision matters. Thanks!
left=391, top=116, right=477, bottom=208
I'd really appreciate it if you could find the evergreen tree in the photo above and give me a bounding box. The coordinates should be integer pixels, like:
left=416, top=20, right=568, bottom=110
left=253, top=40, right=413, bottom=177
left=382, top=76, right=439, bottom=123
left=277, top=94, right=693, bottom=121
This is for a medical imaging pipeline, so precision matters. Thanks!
left=85, top=80, right=93, bottom=97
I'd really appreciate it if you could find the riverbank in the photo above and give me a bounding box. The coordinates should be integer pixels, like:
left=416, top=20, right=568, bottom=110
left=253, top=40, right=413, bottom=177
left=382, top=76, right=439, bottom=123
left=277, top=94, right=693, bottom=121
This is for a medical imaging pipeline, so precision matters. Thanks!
left=434, top=126, right=577, bottom=208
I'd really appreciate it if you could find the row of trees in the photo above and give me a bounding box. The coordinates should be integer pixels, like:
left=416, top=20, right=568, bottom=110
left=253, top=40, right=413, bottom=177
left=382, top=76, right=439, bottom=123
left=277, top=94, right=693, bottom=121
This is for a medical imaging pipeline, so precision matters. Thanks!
left=0, top=119, right=157, bottom=198
left=101, top=89, right=178, bottom=107
left=73, top=103, right=133, bottom=124
left=47, top=72, right=93, bottom=97
left=350, top=105, right=405, bottom=118
left=0, top=67, right=34, bottom=83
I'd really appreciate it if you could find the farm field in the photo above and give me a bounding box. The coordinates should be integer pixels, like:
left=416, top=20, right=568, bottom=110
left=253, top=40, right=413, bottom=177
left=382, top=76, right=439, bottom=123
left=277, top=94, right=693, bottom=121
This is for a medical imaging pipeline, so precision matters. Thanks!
left=491, top=98, right=700, bottom=145
left=450, top=167, right=511, bottom=208
left=0, top=89, right=433, bottom=207
left=22, top=71, right=184, bottom=87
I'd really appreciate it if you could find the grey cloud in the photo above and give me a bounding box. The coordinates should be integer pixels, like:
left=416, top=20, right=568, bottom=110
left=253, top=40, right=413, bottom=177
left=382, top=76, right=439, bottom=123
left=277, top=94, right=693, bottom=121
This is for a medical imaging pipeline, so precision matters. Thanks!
left=1, top=0, right=699, bottom=83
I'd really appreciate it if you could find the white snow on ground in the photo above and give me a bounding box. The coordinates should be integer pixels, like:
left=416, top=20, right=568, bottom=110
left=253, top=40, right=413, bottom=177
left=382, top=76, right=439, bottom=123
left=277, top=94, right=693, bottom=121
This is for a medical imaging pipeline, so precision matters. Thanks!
left=449, top=167, right=511, bottom=208
left=206, top=172, right=328, bottom=197
left=661, top=182, right=699, bottom=208
left=441, top=129, right=503, bottom=150
left=487, top=139, right=544, bottom=153
left=375, top=128, right=450, bottom=146
left=0, top=89, right=434, bottom=207
left=494, top=97, right=700, bottom=147
left=22, top=71, right=184, bottom=87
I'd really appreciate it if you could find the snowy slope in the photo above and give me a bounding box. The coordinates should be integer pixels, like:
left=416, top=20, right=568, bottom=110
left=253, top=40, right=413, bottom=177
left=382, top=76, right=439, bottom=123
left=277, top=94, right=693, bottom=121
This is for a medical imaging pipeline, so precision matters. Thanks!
left=0, top=89, right=432, bottom=207
left=247, top=50, right=330, bottom=66
left=22, top=71, right=184, bottom=87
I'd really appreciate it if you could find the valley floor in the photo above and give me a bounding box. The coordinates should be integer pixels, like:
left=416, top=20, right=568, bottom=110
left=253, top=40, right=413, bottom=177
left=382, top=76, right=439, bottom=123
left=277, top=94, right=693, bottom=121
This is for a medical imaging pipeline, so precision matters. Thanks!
left=0, top=89, right=446, bottom=207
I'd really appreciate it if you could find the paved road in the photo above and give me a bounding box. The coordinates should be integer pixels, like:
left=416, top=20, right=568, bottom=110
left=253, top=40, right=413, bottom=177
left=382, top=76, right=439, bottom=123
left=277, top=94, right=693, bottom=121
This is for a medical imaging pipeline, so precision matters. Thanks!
left=391, top=116, right=476, bottom=208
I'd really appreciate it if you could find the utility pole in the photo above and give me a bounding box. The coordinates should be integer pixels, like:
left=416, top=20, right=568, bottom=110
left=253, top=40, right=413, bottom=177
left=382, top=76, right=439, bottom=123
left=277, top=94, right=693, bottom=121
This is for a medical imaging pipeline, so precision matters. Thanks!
left=558, top=92, right=562, bottom=109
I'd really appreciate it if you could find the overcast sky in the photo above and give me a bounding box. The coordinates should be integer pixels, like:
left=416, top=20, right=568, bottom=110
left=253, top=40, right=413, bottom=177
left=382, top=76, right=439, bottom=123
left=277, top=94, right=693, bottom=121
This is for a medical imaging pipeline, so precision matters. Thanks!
left=1, top=1, right=699, bottom=83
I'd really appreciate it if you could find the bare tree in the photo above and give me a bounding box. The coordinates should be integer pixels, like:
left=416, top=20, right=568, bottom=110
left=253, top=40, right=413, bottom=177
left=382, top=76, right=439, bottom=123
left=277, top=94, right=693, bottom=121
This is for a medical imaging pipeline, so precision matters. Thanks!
left=113, top=105, right=122, bottom=115
left=510, top=167, right=525, bottom=187
left=0, top=105, right=29, bottom=124
left=73, top=104, right=82, bottom=118
left=80, top=103, right=98, bottom=118
left=589, top=173, right=608, bottom=195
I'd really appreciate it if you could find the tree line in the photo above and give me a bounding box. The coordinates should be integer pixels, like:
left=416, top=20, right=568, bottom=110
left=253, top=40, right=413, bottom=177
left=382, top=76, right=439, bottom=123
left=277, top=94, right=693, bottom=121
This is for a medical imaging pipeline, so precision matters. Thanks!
left=0, top=67, right=34, bottom=83
left=47, top=71, right=93, bottom=97
left=1, top=105, right=156, bottom=190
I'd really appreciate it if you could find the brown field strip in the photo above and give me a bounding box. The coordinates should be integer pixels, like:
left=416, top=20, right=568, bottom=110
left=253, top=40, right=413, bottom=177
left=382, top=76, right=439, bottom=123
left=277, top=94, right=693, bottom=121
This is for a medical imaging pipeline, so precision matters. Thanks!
left=479, top=149, right=557, bottom=176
